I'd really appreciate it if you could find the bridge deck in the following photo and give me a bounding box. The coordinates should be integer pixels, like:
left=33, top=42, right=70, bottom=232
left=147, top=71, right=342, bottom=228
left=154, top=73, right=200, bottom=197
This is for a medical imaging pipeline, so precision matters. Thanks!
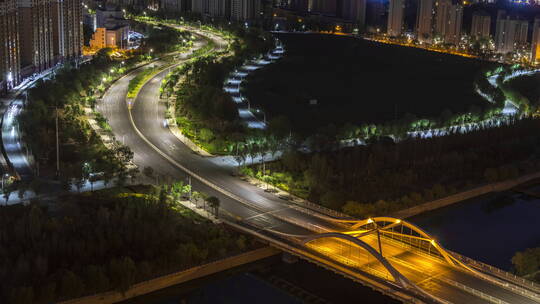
left=306, top=233, right=539, bottom=304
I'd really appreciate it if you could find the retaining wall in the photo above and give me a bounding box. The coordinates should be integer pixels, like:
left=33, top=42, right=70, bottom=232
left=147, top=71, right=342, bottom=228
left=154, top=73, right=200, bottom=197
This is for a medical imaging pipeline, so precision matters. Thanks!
left=393, top=171, right=540, bottom=219
left=58, top=246, right=280, bottom=304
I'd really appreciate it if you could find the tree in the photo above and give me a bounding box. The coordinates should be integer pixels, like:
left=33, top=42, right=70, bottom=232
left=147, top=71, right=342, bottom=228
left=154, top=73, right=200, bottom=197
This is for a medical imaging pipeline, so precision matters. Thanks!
left=3, top=187, right=12, bottom=204
left=60, top=271, right=84, bottom=298
left=199, top=128, right=214, bottom=142
left=158, top=185, right=168, bottom=204
left=143, top=166, right=154, bottom=180
left=89, top=174, right=99, bottom=191
left=206, top=196, right=220, bottom=217
left=109, top=257, right=137, bottom=293
left=128, top=167, right=140, bottom=184
left=9, top=287, right=33, bottom=304
left=484, top=168, right=499, bottom=183
left=115, top=170, right=128, bottom=187
left=512, top=248, right=540, bottom=276
left=84, top=265, right=109, bottom=293
left=74, top=178, right=85, bottom=193
left=236, top=235, right=247, bottom=251
left=37, top=282, right=56, bottom=304
left=17, top=183, right=27, bottom=201
left=30, top=179, right=43, bottom=197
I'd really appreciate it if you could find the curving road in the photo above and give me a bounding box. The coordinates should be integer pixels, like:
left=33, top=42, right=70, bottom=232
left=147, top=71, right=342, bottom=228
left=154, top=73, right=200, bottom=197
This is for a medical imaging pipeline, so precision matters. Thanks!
left=98, top=27, right=540, bottom=304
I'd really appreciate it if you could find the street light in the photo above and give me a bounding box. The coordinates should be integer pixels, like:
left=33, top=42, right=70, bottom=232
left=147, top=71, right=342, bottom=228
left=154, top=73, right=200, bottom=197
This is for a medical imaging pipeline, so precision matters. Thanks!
left=1, top=174, right=9, bottom=192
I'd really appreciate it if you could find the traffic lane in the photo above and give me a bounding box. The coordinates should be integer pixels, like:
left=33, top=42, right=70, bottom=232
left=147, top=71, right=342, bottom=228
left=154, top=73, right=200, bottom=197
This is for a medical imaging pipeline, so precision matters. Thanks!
left=447, top=270, right=538, bottom=304
left=393, top=248, right=539, bottom=304
left=2, top=100, right=33, bottom=178
left=307, top=237, right=486, bottom=304
left=131, top=76, right=344, bottom=233
left=99, top=67, right=311, bottom=236
left=373, top=239, right=539, bottom=304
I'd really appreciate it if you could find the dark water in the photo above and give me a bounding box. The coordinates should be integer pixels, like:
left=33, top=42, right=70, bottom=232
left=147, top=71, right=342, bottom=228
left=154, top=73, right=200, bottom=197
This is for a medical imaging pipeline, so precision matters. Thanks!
left=121, top=257, right=398, bottom=304
left=114, top=186, right=540, bottom=303
left=163, top=272, right=301, bottom=304
left=409, top=188, right=540, bottom=270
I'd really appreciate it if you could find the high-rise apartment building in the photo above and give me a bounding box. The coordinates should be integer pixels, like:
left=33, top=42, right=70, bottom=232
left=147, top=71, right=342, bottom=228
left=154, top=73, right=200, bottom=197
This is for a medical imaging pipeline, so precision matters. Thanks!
left=416, top=0, right=433, bottom=43
left=18, top=0, right=56, bottom=74
left=470, top=12, right=491, bottom=39
left=191, top=0, right=208, bottom=14
left=495, top=11, right=528, bottom=54
left=341, top=0, right=366, bottom=26
left=231, top=0, right=261, bottom=21
left=161, top=0, right=188, bottom=12
left=387, top=0, right=404, bottom=36
left=531, top=17, right=540, bottom=63
left=308, top=0, right=336, bottom=15
left=52, top=0, right=83, bottom=62
left=434, top=0, right=462, bottom=45
left=208, top=0, right=230, bottom=18
left=0, top=0, right=20, bottom=92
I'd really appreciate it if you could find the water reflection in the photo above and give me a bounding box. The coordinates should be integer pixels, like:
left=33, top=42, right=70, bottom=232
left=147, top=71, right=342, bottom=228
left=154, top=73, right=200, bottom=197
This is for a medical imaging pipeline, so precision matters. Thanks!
left=410, top=188, right=540, bottom=270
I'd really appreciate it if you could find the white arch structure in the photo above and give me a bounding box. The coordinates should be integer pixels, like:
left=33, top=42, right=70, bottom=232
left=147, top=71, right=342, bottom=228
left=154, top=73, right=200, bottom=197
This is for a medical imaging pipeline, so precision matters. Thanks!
left=302, top=232, right=413, bottom=288
left=300, top=216, right=478, bottom=283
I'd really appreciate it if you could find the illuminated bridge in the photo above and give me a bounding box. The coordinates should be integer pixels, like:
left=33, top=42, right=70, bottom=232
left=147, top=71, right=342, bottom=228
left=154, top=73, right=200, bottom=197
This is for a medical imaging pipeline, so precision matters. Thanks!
left=233, top=216, right=540, bottom=304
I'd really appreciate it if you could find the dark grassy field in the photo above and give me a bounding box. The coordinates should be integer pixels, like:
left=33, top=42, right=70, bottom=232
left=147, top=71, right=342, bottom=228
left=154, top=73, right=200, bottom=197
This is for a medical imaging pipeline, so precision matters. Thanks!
left=244, top=34, right=490, bottom=134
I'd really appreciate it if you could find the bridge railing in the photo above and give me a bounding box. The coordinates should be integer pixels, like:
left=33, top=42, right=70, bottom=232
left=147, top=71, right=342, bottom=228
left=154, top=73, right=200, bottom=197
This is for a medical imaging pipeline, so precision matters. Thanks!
left=378, top=229, right=444, bottom=260
left=449, top=250, right=540, bottom=293
left=439, top=277, right=510, bottom=304
left=382, top=233, right=540, bottom=301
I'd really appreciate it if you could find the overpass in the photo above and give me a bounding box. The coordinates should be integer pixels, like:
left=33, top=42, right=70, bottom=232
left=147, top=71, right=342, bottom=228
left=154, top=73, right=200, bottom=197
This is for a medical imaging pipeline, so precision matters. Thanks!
left=241, top=216, right=540, bottom=304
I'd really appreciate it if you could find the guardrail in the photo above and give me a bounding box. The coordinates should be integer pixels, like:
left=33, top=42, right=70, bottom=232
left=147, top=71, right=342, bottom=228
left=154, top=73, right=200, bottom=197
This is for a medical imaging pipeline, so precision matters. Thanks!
left=438, top=277, right=510, bottom=304
left=226, top=220, right=438, bottom=304
left=381, top=234, right=540, bottom=302
left=449, top=250, right=540, bottom=294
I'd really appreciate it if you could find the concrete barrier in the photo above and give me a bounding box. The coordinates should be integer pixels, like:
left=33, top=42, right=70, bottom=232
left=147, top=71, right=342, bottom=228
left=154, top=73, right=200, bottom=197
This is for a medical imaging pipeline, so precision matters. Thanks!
left=393, top=171, right=540, bottom=219
left=58, top=246, right=280, bottom=304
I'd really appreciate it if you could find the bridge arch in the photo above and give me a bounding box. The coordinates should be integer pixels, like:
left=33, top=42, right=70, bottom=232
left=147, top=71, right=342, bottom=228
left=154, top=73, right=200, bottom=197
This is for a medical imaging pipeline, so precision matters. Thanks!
left=302, top=232, right=412, bottom=288
left=348, top=217, right=457, bottom=266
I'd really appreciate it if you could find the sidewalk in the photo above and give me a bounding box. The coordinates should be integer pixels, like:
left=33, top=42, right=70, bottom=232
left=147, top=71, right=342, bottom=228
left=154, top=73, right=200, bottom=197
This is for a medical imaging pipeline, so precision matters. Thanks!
left=0, top=178, right=134, bottom=206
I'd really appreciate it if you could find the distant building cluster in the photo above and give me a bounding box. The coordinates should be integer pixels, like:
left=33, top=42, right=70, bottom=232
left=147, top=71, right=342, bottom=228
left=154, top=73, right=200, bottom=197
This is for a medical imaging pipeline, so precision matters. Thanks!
left=0, top=0, right=83, bottom=93
left=273, top=0, right=540, bottom=64
left=88, top=4, right=129, bottom=49
left=103, top=0, right=265, bottom=22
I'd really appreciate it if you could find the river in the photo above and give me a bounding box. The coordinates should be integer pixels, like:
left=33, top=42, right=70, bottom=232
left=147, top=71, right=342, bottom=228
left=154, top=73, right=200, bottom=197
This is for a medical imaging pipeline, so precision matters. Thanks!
left=410, top=185, right=540, bottom=270
left=122, top=187, right=540, bottom=303
left=120, top=256, right=399, bottom=304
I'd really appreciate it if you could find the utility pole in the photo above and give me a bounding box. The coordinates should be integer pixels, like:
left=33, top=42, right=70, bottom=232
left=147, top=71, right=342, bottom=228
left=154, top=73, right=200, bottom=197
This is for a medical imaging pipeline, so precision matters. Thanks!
left=55, top=107, right=60, bottom=178
left=188, top=175, right=192, bottom=201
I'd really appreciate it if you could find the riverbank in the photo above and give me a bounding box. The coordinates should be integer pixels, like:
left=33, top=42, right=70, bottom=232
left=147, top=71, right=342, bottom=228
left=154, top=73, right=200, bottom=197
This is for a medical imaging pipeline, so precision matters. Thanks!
left=393, top=170, right=540, bottom=219
left=119, top=254, right=400, bottom=304
left=59, top=247, right=280, bottom=304
left=410, top=185, right=540, bottom=271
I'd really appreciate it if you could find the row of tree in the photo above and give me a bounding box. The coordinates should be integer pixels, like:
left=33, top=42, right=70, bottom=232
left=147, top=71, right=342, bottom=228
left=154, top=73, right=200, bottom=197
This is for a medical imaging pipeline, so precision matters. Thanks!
left=244, top=118, right=540, bottom=218
left=18, top=21, right=193, bottom=183
left=0, top=185, right=251, bottom=304
left=156, top=17, right=274, bottom=154
left=512, top=247, right=540, bottom=281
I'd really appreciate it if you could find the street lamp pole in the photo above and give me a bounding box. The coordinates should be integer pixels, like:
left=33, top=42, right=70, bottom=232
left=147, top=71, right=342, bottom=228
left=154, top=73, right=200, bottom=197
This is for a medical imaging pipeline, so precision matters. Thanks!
left=56, top=107, right=60, bottom=177
left=188, top=175, right=192, bottom=201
